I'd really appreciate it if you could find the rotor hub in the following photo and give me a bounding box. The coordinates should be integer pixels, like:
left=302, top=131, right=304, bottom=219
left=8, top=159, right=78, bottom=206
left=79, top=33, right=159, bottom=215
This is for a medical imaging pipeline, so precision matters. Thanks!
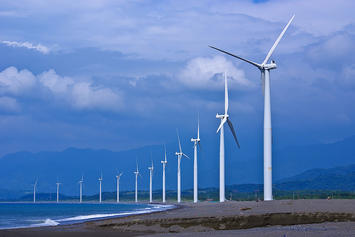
left=262, top=61, right=277, bottom=70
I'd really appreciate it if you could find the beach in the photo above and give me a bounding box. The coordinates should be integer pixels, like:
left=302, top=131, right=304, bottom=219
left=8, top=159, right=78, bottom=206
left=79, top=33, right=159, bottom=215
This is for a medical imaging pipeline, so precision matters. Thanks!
left=1, top=199, right=354, bottom=236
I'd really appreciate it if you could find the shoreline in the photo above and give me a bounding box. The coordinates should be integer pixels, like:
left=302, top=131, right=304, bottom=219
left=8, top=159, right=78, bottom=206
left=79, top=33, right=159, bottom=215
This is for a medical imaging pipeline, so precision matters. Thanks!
left=0, top=202, right=178, bottom=231
left=1, top=199, right=355, bottom=236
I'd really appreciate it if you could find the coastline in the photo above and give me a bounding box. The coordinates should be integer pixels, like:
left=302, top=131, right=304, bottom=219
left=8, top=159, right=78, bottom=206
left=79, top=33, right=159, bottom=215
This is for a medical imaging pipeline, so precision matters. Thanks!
left=1, top=199, right=355, bottom=236
left=0, top=202, right=177, bottom=231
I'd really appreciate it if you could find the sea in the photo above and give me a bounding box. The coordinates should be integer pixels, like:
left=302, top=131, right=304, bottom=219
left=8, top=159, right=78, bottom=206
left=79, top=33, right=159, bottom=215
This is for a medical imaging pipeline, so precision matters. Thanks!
left=0, top=202, right=175, bottom=230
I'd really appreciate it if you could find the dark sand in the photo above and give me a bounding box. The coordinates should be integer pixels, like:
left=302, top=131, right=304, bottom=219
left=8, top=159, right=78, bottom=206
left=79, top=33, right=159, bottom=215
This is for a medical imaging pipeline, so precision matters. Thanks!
left=1, top=199, right=355, bottom=236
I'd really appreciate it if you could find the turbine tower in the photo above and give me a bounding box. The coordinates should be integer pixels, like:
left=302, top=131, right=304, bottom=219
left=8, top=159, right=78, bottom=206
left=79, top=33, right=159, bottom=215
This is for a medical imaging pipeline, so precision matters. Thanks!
left=148, top=161, right=154, bottom=203
left=56, top=182, right=61, bottom=203
left=116, top=172, right=123, bottom=203
left=161, top=145, right=168, bottom=203
left=209, top=15, right=295, bottom=201
left=215, top=73, right=240, bottom=202
left=134, top=163, right=140, bottom=203
left=79, top=176, right=83, bottom=203
left=98, top=173, right=103, bottom=203
left=191, top=115, right=201, bottom=203
left=33, top=179, right=38, bottom=203
left=175, top=129, right=189, bottom=203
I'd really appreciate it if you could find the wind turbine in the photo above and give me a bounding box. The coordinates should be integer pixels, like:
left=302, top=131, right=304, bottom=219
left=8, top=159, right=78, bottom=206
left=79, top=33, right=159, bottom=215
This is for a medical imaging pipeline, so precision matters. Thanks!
left=191, top=115, right=201, bottom=203
left=209, top=15, right=295, bottom=201
left=98, top=173, right=103, bottom=203
left=161, top=145, right=168, bottom=203
left=56, top=181, right=61, bottom=203
left=148, top=160, right=154, bottom=203
left=215, top=73, right=240, bottom=202
left=175, top=129, right=189, bottom=203
left=33, top=179, right=38, bottom=203
left=133, top=163, right=140, bottom=203
left=116, top=172, right=123, bottom=203
left=79, top=176, right=84, bottom=203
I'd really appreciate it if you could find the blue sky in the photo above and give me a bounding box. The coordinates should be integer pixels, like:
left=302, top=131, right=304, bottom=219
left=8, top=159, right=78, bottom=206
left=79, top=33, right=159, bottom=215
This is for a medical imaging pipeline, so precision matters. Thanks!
left=0, top=0, right=354, bottom=157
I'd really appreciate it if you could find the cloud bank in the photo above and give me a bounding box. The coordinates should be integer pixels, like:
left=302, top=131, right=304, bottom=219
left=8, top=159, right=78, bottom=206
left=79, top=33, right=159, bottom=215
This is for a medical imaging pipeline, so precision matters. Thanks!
left=0, top=67, right=122, bottom=112
left=178, top=56, right=253, bottom=90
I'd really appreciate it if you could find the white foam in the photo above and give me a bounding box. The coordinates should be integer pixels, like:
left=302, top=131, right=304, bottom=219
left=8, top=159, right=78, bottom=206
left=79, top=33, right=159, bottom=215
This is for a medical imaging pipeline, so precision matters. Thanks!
left=31, top=218, right=59, bottom=227
left=58, top=204, right=175, bottom=223
left=58, top=210, right=152, bottom=222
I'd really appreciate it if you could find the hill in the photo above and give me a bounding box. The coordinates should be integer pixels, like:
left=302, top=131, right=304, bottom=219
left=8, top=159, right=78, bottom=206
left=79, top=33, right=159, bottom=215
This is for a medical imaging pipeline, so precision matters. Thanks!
left=0, top=135, right=354, bottom=198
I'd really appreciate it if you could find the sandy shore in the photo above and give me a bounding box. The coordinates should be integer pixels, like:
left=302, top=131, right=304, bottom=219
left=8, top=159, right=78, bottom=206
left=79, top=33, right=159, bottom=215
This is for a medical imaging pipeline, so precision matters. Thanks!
left=1, top=199, right=355, bottom=236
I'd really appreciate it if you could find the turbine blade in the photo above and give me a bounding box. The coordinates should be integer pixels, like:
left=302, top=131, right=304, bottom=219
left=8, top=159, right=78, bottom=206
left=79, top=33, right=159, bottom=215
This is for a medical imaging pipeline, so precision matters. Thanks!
left=262, top=15, right=295, bottom=65
left=209, top=46, right=261, bottom=68
left=198, top=141, right=202, bottom=153
left=197, top=113, right=200, bottom=140
left=182, top=153, right=190, bottom=159
left=164, top=144, right=167, bottom=162
left=176, top=129, right=182, bottom=153
left=227, top=118, right=240, bottom=148
left=216, top=117, right=227, bottom=133
left=225, top=72, right=228, bottom=115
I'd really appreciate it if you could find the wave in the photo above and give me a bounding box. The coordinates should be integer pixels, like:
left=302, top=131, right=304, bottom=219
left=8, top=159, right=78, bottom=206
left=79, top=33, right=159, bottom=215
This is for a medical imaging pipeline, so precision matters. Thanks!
left=0, top=203, right=176, bottom=230
left=57, top=204, right=175, bottom=223
left=31, top=218, right=59, bottom=227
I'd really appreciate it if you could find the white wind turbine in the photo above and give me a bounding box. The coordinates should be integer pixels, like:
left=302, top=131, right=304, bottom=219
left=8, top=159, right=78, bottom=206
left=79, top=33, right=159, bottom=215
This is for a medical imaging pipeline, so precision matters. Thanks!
left=98, top=173, right=103, bottom=203
left=209, top=15, right=295, bottom=201
left=116, top=172, right=123, bottom=203
left=175, top=130, right=189, bottom=203
left=134, top=163, right=140, bottom=203
left=191, top=115, right=201, bottom=203
left=33, top=179, right=38, bottom=203
left=148, top=160, right=154, bottom=203
left=215, top=73, right=240, bottom=203
left=161, top=145, right=168, bottom=203
left=56, top=181, right=61, bottom=203
left=79, top=176, right=84, bottom=203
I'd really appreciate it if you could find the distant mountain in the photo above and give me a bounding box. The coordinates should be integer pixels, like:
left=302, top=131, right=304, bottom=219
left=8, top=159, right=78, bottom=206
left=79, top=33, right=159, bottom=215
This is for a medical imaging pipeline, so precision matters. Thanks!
left=273, top=136, right=355, bottom=179
left=0, top=135, right=354, bottom=198
left=5, top=164, right=355, bottom=202
left=275, top=164, right=355, bottom=191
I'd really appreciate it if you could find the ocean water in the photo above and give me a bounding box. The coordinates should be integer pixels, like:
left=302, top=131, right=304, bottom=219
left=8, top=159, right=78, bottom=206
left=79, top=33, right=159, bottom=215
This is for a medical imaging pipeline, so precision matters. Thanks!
left=0, top=203, right=174, bottom=229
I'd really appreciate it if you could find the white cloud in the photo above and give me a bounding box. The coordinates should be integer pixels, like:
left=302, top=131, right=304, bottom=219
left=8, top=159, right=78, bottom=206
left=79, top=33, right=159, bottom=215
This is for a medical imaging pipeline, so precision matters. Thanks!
left=38, top=69, right=74, bottom=95
left=71, top=82, right=121, bottom=110
left=178, top=56, right=253, bottom=90
left=0, top=67, right=36, bottom=95
left=0, top=67, right=123, bottom=112
left=0, top=0, right=353, bottom=60
left=1, top=40, right=50, bottom=54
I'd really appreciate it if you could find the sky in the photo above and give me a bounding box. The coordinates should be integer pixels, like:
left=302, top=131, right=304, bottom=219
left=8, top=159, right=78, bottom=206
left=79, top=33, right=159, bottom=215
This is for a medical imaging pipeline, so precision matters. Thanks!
left=0, top=0, right=354, bottom=158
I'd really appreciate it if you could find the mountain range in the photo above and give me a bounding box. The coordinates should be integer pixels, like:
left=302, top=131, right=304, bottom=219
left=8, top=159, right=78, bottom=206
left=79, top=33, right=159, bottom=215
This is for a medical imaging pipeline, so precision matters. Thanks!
left=0, top=135, right=354, bottom=198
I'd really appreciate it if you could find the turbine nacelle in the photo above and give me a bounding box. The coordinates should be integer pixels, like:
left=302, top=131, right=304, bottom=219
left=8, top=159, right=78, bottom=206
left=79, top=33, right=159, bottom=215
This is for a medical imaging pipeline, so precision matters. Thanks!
left=261, top=61, right=277, bottom=70
left=190, top=138, right=200, bottom=143
left=216, top=113, right=228, bottom=119
left=161, top=160, right=167, bottom=164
